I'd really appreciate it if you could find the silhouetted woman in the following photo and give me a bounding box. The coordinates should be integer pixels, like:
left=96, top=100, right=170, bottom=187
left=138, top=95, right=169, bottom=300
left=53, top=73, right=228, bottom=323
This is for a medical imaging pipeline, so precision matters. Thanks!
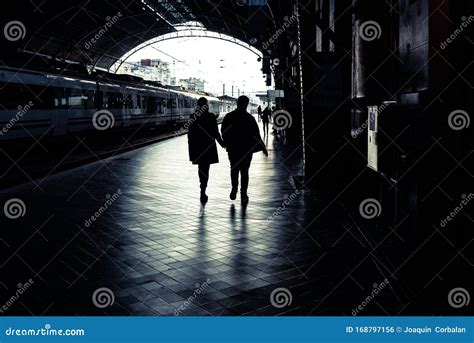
left=188, top=97, right=225, bottom=204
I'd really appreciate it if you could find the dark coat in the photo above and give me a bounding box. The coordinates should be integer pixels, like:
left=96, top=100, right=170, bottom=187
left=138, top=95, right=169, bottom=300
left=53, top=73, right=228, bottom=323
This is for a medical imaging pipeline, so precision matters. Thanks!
left=188, top=111, right=223, bottom=165
left=221, top=109, right=265, bottom=158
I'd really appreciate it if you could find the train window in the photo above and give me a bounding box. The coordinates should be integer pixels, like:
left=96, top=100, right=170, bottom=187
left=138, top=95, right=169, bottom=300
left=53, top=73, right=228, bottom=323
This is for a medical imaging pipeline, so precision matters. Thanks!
left=156, top=100, right=163, bottom=114
left=106, top=92, right=122, bottom=109
left=135, top=94, right=141, bottom=109
left=0, top=82, right=28, bottom=109
left=53, top=87, right=68, bottom=109
left=68, top=88, right=83, bottom=109
left=94, top=90, right=103, bottom=109
left=146, top=97, right=157, bottom=115
left=124, top=95, right=132, bottom=109
left=29, top=85, right=54, bottom=109
left=82, top=90, right=95, bottom=109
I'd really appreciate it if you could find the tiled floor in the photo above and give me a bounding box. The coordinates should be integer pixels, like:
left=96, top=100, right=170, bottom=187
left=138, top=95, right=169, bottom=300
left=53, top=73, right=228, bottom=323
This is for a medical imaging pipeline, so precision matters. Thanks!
left=0, top=120, right=404, bottom=316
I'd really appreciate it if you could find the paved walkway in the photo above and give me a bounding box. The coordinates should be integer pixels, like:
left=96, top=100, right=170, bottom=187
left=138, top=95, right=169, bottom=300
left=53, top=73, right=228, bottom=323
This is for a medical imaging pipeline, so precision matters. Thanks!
left=0, top=120, right=402, bottom=316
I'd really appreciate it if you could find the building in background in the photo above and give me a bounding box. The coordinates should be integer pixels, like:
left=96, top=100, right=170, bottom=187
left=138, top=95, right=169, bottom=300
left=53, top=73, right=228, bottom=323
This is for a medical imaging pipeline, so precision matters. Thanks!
left=117, top=58, right=172, bottom=85
left=178, top=77, right=206, bottom=92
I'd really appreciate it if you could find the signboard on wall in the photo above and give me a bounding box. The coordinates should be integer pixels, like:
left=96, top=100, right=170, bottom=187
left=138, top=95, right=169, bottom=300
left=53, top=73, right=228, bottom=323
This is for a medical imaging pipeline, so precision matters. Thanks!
left=367, top=106, right=378, bottom=172
left=267, top=90, right=284, bottom=98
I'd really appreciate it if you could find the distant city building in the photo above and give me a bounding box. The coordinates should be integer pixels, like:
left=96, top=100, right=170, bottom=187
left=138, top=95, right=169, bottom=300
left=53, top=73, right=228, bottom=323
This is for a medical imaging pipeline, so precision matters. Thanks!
left=117, top=58, right=171, bottom=85
left=178, top=77, right=206, bottom=92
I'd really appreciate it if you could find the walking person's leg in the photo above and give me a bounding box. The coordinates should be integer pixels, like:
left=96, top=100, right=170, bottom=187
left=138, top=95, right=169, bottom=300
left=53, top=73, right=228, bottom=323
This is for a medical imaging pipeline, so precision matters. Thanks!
left=229, top=156, right=239, bottom=200
left=240, top=155, right=253, bottom=204
left=198, top=163, right=210, bottom=203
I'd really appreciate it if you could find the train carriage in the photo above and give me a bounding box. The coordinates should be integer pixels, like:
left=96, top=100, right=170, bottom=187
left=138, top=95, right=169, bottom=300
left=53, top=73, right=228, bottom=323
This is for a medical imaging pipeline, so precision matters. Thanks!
left=0, top=66, right=236, bottom=141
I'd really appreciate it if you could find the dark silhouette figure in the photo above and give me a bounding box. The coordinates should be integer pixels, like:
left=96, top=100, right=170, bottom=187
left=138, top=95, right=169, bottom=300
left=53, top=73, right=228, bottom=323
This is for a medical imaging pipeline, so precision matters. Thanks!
left=261, top=106, right=271, bottom=136
left=257, top=105, right=262, bottom=122
left=222, top=96, right=268, bottom=205
left=188, top=97, right=225, bottom=203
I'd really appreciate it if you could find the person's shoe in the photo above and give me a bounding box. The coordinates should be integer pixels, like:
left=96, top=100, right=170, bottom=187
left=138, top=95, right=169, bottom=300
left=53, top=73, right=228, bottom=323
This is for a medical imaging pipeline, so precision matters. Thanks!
left=200, top=193, right=208, bottom=204
left=230, top=188, right=238, bottom=200
left=241, top=194, right=249, bottom=206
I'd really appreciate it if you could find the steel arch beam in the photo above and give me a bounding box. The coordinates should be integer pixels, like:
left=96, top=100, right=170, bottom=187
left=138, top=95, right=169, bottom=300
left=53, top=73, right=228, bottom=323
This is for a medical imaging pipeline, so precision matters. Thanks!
left=110, top=29, right=262, bottom=73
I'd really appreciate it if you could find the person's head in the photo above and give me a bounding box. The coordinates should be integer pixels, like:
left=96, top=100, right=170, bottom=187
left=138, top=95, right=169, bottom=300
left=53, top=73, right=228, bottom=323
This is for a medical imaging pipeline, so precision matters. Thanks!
left=197, top=97, right=209, bottom=112
left=237, top=96, right=250, bottom=110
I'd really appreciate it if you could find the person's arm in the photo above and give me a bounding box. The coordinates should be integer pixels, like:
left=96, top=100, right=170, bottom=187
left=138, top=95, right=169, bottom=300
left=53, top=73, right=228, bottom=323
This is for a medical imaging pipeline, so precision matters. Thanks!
left=221, top=116, right=230, bottom=146
left=212, top=116, right=225, bottom=148
left=251, top=117, right=268, bottom=156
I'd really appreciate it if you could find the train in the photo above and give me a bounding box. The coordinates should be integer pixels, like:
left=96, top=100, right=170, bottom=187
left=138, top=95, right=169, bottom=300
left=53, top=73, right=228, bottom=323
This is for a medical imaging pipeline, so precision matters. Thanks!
left=0, top=66, right=255, bottom=140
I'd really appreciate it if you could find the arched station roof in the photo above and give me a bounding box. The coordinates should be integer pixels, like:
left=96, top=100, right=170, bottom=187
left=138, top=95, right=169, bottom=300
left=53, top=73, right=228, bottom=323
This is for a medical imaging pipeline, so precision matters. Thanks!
left=1, top=0, right=282, bottom=71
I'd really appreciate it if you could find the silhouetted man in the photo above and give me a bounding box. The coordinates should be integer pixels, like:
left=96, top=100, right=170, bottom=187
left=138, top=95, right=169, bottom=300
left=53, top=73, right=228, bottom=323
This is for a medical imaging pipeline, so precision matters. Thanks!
left=222, top=96, right=268, bottom=205
left=261, top=106, right=271, bottom=136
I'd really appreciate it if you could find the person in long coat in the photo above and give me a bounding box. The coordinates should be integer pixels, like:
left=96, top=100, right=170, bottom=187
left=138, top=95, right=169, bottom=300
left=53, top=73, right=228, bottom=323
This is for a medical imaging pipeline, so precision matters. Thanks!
left=188, top=97, right=225, bottom=203
left=221, top=96, right=268, bottom=205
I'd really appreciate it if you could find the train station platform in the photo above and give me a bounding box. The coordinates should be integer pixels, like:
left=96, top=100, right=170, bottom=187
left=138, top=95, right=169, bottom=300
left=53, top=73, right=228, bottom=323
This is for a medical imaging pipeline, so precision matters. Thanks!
left=1, top=120, right=404, bottom=316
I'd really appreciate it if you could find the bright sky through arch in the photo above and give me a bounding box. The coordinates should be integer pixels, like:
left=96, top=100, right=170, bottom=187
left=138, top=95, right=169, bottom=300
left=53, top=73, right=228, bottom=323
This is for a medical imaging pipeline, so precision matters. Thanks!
left=123, top=36, right=271, bottom=102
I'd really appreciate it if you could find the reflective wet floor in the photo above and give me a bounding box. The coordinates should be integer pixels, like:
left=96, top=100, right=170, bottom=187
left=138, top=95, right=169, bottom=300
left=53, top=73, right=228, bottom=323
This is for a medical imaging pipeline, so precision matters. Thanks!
left=0, top=121, right=404, bottom=316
